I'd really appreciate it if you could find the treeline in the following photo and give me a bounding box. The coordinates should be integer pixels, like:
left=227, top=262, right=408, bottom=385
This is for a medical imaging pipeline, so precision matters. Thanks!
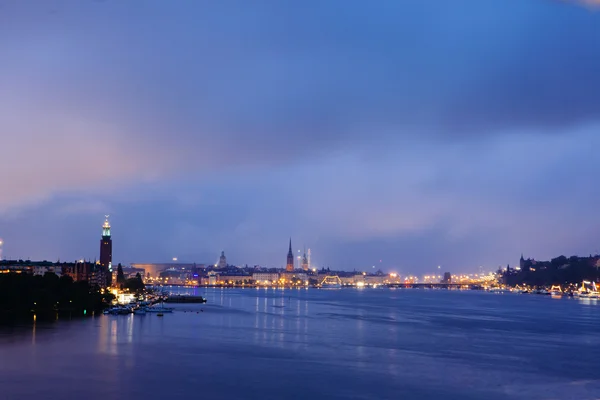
left=0, top=272, right=114, bottom=319
left=503, top=255, right=600, bottom=287
left=116, top=264, right=145, bottom=292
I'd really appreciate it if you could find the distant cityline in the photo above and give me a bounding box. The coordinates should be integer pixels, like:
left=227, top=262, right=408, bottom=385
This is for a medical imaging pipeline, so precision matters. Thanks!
left=6, top=216, right=592, bottom=279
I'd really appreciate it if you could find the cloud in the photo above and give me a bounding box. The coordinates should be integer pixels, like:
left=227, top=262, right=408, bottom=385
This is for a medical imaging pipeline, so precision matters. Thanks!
left=0, top=1, right=600, bottom=269
left=568, top=0, right=600, bottom=8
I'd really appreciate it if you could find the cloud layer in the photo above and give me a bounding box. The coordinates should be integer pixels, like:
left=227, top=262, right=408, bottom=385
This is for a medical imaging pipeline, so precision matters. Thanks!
left=1, top=1, right=600, bottom=271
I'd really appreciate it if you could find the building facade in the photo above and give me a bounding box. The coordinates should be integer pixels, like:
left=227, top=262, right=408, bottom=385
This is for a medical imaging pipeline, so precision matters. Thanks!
left=253, top=272, right=280, bottom=284
left=99, top=216, right=112, bottom=287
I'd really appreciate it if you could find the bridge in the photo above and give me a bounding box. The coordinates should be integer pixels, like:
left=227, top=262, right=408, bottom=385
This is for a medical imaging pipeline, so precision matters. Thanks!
left=386, top=283, right=483, bottom=290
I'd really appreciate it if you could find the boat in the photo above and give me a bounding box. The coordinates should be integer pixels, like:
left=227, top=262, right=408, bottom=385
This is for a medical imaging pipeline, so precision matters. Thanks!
left=321, top=283, right=342, bottom=289
left=320, top=275, right=342, bottom=289
left=145, top=306, right=173, bottom=313
left=165, top=295, right=207, bottom=304
left=146, top=296, right=174, bottom=313
left=550, top=286, right=562, bottom=296
left=157, top=313, right=164, bottom=317
left=576, top=281, right=600, bottom=299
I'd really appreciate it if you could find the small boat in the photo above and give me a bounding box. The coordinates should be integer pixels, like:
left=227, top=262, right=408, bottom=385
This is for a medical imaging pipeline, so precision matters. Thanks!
left=157, top=313, right=164, bottom=317
left=146, top=307, right=173, bottom=313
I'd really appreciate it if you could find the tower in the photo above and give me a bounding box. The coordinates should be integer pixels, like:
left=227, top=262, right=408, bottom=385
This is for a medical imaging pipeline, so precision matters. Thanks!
left=100, top=215, right=113, bottom=287
left=286, top=238, right=294, bottom=271
left=301, top=247, right=309, bottom=271
left=307, top=248, right=311, bottom=270
left=218, top=251, right=227, bottom=269
left=519, top=253, right=525, bottom=270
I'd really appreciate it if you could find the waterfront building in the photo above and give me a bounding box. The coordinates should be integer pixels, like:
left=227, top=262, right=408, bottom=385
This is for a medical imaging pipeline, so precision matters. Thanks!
left=217, top=273, right=252, bottom=285
left=364, top=275, right=386, bottom=285
left=286, top=239, right=294, bottom=271
left=218, top=251, right=227, bottom=269
left=33, top=264, right=62, bottom=277
left=253, top=272, right=280, bottom=285
left=131, top=263, right=201, bottom=280
left=296, top=272, right=309, bottom=283
left=208, top=272, right=218, bottom=286
left=340, top=276, right=355, bottom=285
left=99, top=216, right=112, bottom=287
left=63, top=261, right=93, bottom=283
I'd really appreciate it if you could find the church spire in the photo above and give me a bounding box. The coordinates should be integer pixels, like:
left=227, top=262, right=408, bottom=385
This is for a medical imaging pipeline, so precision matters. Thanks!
left=286, top=238, right=294, bottom=271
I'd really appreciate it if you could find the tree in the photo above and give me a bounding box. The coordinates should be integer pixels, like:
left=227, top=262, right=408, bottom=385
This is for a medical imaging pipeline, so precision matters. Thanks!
left=117, top=263, right=125, bottom=287
left=0, top=272, right=112, bottom=319
left=124, top=273, right=145, bottom=293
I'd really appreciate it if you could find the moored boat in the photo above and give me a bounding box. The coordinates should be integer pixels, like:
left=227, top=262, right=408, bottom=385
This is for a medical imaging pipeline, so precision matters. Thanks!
left=145, top=306, right=173, bottom=313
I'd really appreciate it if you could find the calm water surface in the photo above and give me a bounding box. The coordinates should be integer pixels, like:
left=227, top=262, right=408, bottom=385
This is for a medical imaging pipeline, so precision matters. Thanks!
left=1, top=289, right=599, bottom=399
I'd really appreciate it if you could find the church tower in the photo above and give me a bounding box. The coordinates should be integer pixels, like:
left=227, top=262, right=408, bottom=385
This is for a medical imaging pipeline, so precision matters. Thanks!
left=286, top=238, right=294, bottom=271
left=519, top=253, right=525, bottom=270
left=100, top=216, right=113, bottom=287
left=301, top=247, right=309, bottom=271
left=218, top=251, right=227, bottom=269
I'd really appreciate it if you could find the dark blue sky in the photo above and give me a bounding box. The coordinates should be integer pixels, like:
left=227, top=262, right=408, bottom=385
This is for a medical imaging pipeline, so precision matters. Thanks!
left=1, top=0, right=600, bottom=273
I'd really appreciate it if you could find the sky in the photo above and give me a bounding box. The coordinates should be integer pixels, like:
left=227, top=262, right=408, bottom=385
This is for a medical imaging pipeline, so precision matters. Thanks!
left=1, top=0, right=600, bottom=274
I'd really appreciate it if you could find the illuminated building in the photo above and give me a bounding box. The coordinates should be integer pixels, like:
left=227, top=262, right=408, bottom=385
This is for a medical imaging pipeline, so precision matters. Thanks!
left=286, top=238, right=294, bottom=271
left=218, top=251, right=227, bottom=269
left=253, top=272, right=279, bottom=285
left=64, top=261, right=92, bottom=283
left=99, top=216, right=112, bottom=287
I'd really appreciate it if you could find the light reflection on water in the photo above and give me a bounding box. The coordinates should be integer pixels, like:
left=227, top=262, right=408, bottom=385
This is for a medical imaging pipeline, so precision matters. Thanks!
left=0, top=289, right=600, bottom=399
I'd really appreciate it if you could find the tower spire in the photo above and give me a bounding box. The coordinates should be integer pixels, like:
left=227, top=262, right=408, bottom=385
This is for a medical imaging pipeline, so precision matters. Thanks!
left=286, top=238, right=294, bottom=271
left=102, top=215, right=111, bottom=238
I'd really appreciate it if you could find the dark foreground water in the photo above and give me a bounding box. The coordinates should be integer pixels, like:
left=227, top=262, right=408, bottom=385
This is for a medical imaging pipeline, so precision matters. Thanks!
left=1, top=289, right=599, bottom=400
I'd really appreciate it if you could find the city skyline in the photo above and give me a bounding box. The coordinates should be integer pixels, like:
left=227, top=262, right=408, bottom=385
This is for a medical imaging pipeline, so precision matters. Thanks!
left=2, top=1, right=600, bottom=272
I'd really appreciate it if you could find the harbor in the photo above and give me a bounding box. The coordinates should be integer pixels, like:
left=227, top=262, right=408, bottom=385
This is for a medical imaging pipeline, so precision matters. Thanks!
left=103, top=291, right=207, bottom=316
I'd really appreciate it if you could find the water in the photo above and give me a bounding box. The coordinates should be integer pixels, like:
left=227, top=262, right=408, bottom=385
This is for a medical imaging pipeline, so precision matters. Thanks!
left=1, top=289, right=599, bottom=399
